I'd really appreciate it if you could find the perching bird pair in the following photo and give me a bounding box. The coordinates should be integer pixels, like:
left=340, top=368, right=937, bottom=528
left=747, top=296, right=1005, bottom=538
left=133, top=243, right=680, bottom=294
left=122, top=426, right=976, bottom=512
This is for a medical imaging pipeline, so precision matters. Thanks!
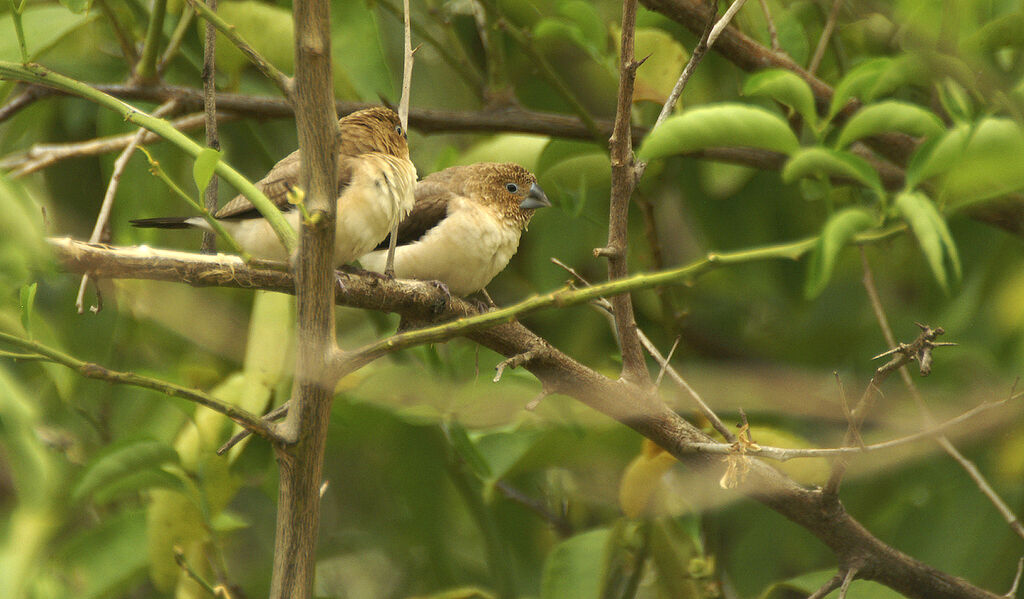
left=131, top=107, right=550, bottom=296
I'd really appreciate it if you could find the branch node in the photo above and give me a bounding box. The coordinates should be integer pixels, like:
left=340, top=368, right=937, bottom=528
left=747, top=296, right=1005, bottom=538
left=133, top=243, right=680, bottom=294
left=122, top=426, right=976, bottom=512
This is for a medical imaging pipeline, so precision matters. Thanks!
left=593, top=245, right=624, bottom=259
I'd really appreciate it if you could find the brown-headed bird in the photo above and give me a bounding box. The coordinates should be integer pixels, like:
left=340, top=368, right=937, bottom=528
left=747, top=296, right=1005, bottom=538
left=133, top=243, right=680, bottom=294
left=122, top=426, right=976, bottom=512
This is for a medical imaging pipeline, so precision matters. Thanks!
left=358, top=162, right=550, bottom=296
left=131, top=107, right=417, bottom=265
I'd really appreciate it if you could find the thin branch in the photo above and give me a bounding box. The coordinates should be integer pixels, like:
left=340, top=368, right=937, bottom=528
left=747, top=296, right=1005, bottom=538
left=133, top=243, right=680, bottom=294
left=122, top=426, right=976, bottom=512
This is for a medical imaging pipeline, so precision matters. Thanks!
left=134, top=0, right=168, bottom=83
left=159, top=5, right=196, bottom=75
left=1006, top=557, right=1024, bottom=598
left=604, top=0, right=649, bottom=385
left=757, top=0, right=781, bottom=52
left=481, top=0, right=603, bottom=141
left=185, top=0, right=293, bottom=97
left=807, top=573, right=843, bottom=599
left=202, top=0, right=220, bottom=254
left=859, top=248, right=1024, bottom=541
left=376, top=0, right=485, bottom=95
left=42, top=239, right=1007, bottom=599
left=652, top=0, right=718, bottom=133
left=1, top=113, right=219, bottom=176
left=76, top=99, right=179, bottom=314
left=0, top=331, right=279, bottom=441
left=384, top=0, right=415, bottom=276
left=808, top=0, right=843, bottom=76
left=839, top=567, right=858, bottom=599
left=493, top=350, right=539, bottom=382
left=95, top=0, right=139, bottom=66
left=0, top=62, right=297, bottom=252
left=493, top=480, right=573, bottom=538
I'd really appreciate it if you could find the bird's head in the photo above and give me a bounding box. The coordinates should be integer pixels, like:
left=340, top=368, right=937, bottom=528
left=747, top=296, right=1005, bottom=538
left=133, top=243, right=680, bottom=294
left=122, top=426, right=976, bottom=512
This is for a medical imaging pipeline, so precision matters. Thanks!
left=338, top=107, right=410, bottom=160
left=471, top=162, right=551, bottom=228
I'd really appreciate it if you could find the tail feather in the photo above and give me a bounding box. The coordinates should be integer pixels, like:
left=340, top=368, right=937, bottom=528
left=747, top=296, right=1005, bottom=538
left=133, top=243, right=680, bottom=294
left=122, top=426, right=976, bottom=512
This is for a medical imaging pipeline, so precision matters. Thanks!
left=130, top=217, right=194, bottom=229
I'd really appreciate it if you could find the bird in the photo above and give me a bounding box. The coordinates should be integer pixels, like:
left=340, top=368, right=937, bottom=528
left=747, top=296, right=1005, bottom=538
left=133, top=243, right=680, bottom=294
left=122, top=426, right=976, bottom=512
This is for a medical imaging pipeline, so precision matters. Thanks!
left=358, top=162, right=551, bottom=296
left=131, top=106, right=417, bottom=266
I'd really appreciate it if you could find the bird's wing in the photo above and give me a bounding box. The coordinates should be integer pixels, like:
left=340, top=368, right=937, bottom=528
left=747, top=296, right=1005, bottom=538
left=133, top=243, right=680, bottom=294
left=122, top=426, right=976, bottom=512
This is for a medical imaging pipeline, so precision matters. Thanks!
left=215, top=151, right=353, bottom=220
left=374, top=180, right=455, bottom=250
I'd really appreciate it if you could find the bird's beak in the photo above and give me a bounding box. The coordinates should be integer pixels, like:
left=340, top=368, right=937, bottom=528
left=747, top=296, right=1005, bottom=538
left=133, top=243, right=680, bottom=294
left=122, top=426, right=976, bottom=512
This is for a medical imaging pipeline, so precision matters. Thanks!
left=519, top=182, right=551, bottom=210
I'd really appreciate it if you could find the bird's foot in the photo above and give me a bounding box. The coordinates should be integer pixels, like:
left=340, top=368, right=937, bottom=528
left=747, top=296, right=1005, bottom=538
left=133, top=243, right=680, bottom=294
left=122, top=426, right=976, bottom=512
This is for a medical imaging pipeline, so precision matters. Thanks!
left=427, top=280, right=452, bottom=315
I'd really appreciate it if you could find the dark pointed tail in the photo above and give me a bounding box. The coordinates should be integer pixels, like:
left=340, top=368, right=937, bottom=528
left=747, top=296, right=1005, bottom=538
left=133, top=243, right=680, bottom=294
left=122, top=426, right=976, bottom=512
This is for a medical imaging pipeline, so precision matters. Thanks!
left=130, top=217, right=193, bottom=229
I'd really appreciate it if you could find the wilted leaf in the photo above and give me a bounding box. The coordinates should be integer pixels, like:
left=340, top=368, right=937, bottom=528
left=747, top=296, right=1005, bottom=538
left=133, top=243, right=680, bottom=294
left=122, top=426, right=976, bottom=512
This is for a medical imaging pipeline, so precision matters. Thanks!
left=638, top=104, right=800, bottom=161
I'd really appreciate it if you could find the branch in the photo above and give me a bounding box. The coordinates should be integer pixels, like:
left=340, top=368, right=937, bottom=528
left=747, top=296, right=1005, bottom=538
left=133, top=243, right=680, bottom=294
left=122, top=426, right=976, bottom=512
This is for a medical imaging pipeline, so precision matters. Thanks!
left=604, top=0, right=648, bottom=385
left=0, top=63, right=297, bottom=252
left=186, top=0, right=293, bottom=97
left=0, top=331, right=279, bottom=442
left=45, top=237, right=1003, bottom=599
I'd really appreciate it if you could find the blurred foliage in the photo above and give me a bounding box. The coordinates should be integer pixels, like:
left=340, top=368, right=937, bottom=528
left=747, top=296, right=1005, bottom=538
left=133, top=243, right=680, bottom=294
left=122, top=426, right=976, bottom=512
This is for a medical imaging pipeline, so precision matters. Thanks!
left=2, top=0, right=1024, bottom=597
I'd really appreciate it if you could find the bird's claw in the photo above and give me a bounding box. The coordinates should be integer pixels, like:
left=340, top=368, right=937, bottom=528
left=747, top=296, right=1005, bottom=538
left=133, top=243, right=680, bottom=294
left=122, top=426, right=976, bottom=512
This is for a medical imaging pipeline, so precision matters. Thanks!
left=428, top=280, right=452, bottom=314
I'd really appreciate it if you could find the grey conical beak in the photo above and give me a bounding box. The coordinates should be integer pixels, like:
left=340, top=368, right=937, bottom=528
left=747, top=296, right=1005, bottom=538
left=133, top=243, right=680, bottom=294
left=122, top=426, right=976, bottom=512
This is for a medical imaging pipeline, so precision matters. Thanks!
left=519, top=182, right=551, bottom=210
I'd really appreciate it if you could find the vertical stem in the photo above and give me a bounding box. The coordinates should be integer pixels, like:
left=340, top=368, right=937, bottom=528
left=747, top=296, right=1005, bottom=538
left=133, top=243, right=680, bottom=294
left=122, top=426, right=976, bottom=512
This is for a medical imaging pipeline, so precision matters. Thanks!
left=135, top=0, right=168, bottom=83
left=269, top=0, right=337, bottom=595
left=201, top=0, right=220, bottom=253
left=605, top=0, right=649, bottom=385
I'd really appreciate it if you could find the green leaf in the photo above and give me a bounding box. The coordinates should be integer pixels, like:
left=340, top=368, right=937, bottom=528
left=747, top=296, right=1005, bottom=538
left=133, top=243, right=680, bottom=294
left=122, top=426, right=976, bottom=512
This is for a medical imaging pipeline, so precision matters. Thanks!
left=835, top=101, right=944, bottom=149
left=58, top=0, right=90, bottom=15
left=72, top=439, right=180, bottom=503
left=782, top=147, right=884, bottom=195
left=828, top=58, right=893, bottom=119
left=18, top=282, right=36, bottom=339
left=540, top=528, right=612, bottom=599
left=57, top=508, right=149, bottom=599
left=442, top=420, right=492, bottom=479
left=804, top=208, right=876, bottom=299
left=633, top=27, right=689, bottom=104
left=762, top=569, right=905, bottom=598
left=742, top=69, right=817, bottom=129
left=895, top=191, right=962, bottom=292
left=0, top=6, right=96, bottom=62
left=192, top=147, right=222, bottom=194
left=940, top=119, right=1024, bottom=208
left=474, top=428, right=544, bottom=481
left=637, top=104, right=801, bottom=161
left=559, top=1, right=608, bottom=52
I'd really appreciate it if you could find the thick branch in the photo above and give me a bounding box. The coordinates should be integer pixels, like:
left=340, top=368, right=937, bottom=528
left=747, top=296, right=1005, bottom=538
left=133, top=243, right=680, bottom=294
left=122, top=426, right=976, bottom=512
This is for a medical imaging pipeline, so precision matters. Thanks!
left=47, top=237, right=1001, bottom=599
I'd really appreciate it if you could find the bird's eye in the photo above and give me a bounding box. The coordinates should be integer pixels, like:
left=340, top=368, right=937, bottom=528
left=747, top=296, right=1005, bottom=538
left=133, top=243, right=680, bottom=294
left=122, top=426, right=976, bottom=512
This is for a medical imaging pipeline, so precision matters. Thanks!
left=394, top=124, right=404, bottom=137
left=505, top=183, right=519, bottom=193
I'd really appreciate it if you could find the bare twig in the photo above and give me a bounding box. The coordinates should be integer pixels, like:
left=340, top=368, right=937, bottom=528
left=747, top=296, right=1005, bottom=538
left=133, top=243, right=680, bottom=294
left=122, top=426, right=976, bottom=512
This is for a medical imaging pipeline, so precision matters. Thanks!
left=808, top=0, right=843, bottom=76
left=839, top=567, right=858, bottom=598
left=1005, top=557, right=1024, bottom=598
left=550, top=257, right=736, bottom=443
left=2, top=113, right=217, bottom=176
left=652, top=336, right=680, bottom=387
left=757, top=0, right=781, bottom=52
left=859, top=249, right=1024, bottom=541
left=494, top=480, right=573, bottom=538
left=185, top=0, right=293, bottom=97
left=652, top=0, right=718, bottom=131
left=201, top=0, right=220, bottom=254
left=807, top=573, right=843, bottom=599
left=75, top=99, right=179, bottom=314
left=384, top=0, right=415, bottom=276
left=218, top=403, right=289, bottom=455
left=0, top=330, right=279, bottom=442
left=493, top=350, right=539, bottom=382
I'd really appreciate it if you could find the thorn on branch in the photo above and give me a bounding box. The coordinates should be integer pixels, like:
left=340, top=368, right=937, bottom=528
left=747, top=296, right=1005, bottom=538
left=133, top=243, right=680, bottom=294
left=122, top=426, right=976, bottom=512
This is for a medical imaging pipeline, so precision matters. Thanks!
left=871, top=322, right=956, bottom=377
